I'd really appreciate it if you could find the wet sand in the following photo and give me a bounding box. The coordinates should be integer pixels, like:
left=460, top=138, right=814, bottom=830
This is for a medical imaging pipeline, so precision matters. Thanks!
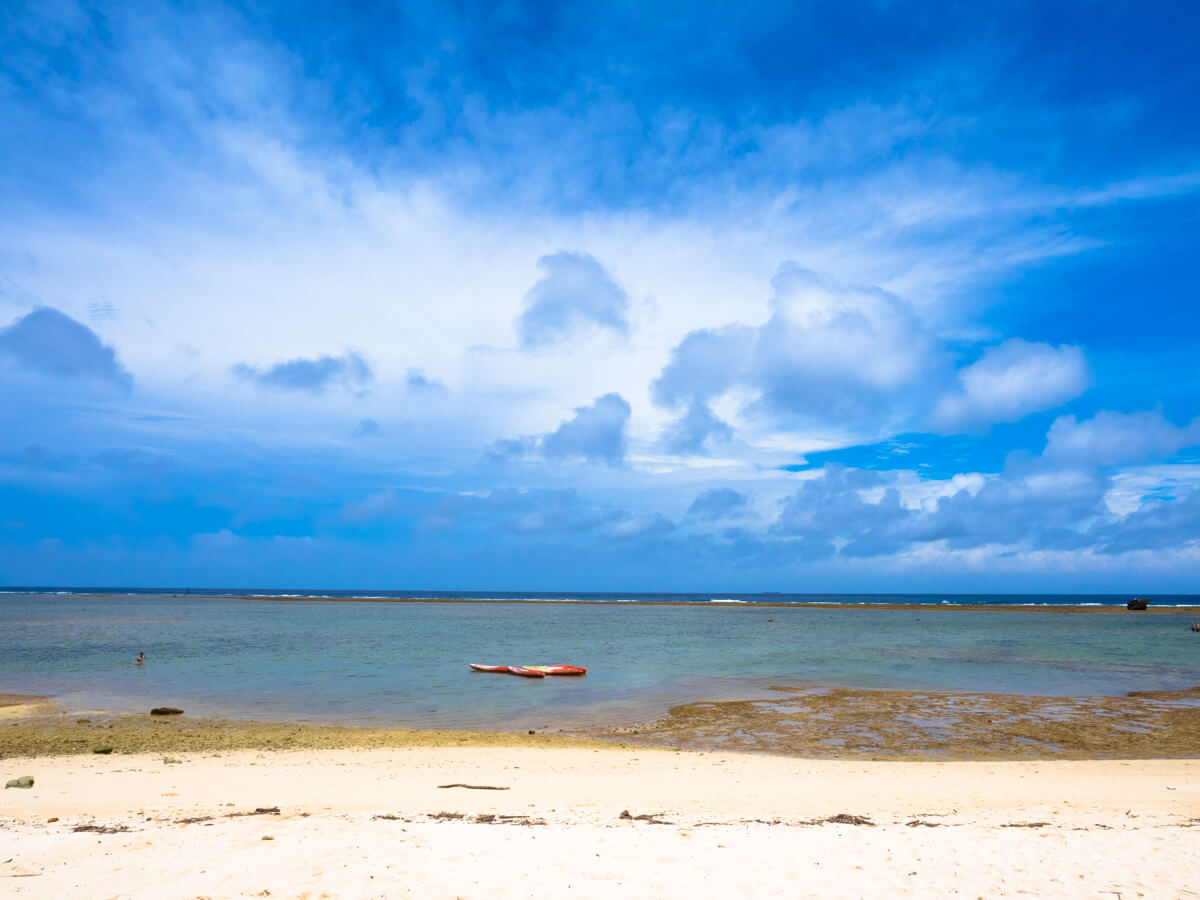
left=5, top=682, right=1200, bottom=760
left=0, top=708, right=611, bottom=757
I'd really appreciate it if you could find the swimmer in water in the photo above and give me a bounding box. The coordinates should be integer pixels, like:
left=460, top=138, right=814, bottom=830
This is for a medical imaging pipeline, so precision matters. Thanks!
left=136, top=651, right=146, bottom=665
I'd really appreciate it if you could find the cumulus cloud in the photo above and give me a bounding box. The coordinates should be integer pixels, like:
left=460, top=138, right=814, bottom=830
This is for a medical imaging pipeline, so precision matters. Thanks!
left=490, top=393, right=631, bottom=467
left=543, top=393, right=631, bottom=465
left=1090, top=488, right=1200, bottom=555
left=661, top=401, right=734, bottom=454
left=887, top=463, right=1108, bottom=555
left=652, top=325, right=755, bottom=408
left=1044, top=410, right=1200, bottom=468
left=774, top=467, right=905, bottom=552
left=0, top=307, right=132, bottom=390
left=687, top=487, right=749, bottom=521
left=652, top=265, right=945, bottom=435
left=651, top=268, right=1100, bottom=446
left=752, top=266, right=944, bottom=423
left=932, top=339, right=1091, bottom=430
left=761, top=460, right=1114, bottom=559
left=516, top=251, right=629, bottom=348
left=233, top=351, right=373, bottom=393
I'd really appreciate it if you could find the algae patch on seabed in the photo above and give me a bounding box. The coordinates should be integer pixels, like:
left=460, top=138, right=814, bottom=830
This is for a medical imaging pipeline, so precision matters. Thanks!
left=596, top=685, right=1200, bottom=760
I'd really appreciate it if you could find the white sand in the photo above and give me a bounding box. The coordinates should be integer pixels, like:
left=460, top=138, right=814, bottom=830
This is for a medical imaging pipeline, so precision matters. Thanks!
left=3, top=747, right=1198, bottom=898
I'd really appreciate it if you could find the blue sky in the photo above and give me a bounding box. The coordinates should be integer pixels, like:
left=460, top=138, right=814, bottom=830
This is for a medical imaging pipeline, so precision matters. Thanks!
left=2, top=0, right=1199, bottom=591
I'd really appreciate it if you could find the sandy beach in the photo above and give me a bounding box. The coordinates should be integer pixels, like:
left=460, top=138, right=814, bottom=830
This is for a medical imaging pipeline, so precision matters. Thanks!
left=3, top=737, right=1198, bottom=898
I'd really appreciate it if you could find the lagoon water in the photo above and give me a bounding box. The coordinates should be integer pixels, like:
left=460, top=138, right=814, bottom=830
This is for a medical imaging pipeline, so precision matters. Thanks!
left=2, top=591, right=1198, bottom=731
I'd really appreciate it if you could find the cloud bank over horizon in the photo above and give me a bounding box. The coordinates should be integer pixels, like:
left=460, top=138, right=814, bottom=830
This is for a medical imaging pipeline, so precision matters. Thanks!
left=1, top=0, right=1199, bottom=591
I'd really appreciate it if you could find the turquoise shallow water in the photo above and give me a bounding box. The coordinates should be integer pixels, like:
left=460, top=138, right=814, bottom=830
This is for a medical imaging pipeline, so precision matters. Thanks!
left=2, top=592, right=1198, bottom=730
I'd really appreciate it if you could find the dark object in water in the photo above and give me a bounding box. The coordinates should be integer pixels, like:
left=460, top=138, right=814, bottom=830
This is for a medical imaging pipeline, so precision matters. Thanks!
left=150, top=707, right=184, bottom=715
left=1191, top=621, right=1199, bottom=632
left=1127, top=597, right=1149, bottom=610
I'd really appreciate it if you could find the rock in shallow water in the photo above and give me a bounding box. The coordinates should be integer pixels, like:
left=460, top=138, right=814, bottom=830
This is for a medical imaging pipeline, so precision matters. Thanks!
left=150, top=707, right=184, bottom=716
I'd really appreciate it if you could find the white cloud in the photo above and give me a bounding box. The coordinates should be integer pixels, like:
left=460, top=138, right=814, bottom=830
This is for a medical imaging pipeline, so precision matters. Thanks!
left=4, top=0, right=1196, bottom=497
left=1104, top=464, right=1200, bottom=516
left=650, top=265, right=947, bottom=444
left=1045, top=410, right=1200, bottom=468
left=750, top=265, right=945, bottom=424
left=931, top=339, right=1091, bottom=430
left=515, top=251, right=629, bottom=349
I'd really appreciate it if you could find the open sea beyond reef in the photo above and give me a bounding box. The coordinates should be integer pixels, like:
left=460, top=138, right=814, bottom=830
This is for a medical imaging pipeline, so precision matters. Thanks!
left=2, top=589, right=1199, bottom=732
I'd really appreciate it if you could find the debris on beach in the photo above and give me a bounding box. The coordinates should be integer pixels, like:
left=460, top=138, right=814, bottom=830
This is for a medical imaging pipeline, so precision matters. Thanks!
left=150, top=707, right=184, bottom=716
left=1127, top=597, right=1149, bottom=610
left=5, top=776, right=34, bottom=789
left=824, top=814, right=875, bottom=826
left=619, top=809, right=673, bottom=824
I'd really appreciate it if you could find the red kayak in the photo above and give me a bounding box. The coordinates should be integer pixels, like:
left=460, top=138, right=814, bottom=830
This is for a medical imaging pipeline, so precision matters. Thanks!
left=524, top=665, right=587, bottom=676
left=468, top=663, right=545, bottom=678
left=506, top=665, right=546, bottom=678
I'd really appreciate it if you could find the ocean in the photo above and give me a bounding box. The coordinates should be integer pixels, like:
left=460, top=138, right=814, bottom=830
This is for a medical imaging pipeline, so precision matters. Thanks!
left=2, top=590, right=1198, bottom=731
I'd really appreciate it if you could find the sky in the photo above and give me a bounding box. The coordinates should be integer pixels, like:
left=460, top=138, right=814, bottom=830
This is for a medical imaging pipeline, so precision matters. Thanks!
left=2, top=0, right=1199, bottom=592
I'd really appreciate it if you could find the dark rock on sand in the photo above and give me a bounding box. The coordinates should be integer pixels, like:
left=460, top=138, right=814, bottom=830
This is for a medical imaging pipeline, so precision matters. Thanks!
left=93, top=746, right=113, bottom=754
left=826, top=813, right=875, bottom=825
left=150, top=707, right=184, bottom=716
left=1127, top=597, right=1149, bottom=610
left=5, top=776, right=34, bottom=788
